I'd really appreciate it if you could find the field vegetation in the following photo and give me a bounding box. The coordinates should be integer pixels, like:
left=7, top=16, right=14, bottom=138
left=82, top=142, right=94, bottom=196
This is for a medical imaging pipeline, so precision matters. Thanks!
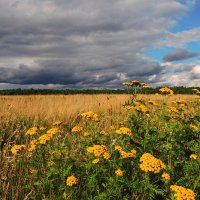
left=0, top=82, right=199, bottom=200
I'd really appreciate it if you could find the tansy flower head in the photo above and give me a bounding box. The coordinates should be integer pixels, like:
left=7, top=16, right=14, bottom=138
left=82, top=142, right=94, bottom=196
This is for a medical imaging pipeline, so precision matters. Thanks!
left=115, top=169, right=123, bottom=176
left=190, top=154, right=198, bottom=159
left=81, top=111, right=99, bottom=121
left=103, top=152, right=111, bottom=160
left=86, top=145, right=107, bottom=157
left=162, top=173, right=170, bottom=181
left=135, top=104, right=149, bottom=114
left=92, top=158, right=100, bottom=164
left=11, top=145, right=25, bottom=155
left=116, top=127, right=132, bottom=136
left=190, top=124, right=198, bottom=132
left=170, top=185, right=195, bottom=200
left=72, top=125, right=83, bottom=133
left=39, top=126, right=46, bottom=131
left=139, top=153, right=166, bottom=173
left=47, top=127, right=60, bottom=136
left=26, top=127, right=38, bottom=136
left=66, top=175, right=78, bottom=186
left=168, top=106, right=179, bottom=114
left=52, top=120, right=62, bottom=126
left=159, top=87, right=174, bottom=95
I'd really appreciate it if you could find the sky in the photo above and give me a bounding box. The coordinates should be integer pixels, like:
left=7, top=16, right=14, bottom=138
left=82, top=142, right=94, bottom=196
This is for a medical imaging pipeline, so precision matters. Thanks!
left=0, top=0, right=200, bottom=89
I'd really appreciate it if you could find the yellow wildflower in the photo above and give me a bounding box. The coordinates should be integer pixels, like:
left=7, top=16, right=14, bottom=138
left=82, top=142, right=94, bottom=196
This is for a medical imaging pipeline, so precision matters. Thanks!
left=170, top=185, right=195, bottom=200
left=141, top=82, right=151, bottom=88
left=39, top=127, right=46, bottom=131
left=139, top=153, right=166, bottom=173
left=11, top=145, right=25, bottom=155
left=38, top=134, right=52, bottom=144
left=162, top=173, right=170, bottom=181
left=115, top=146, right=136, bottom=159
left=92, top=158, right=100, bottom=164
left=190, top=154, right=198, bottom=159
left=168, top=106, right=179, bottom=114
left=115, top=169, right=123, bottom=176
left=103, top=152, right=111, bottom=160
left=130, top=80, right=141, bottom=86
left=86, top=145, right=107, bottom=157
left=81, top=111, right=99, bottom=121
left=72, top=126, right=83, bottom=133
left=66, top=175, right=78, bottom=186
left=190, top=124, right=198, bottom=132
left=114, top=146, right=122, bottom=151
left=26, top=127, right=38, bottom=136
left=52, top=120, right=62, bottom=126
left=159, top=87, right=174, bottom=95
left=136, top=104, right=149, bottom=114
left=116, top=127, right=132, bottom=136
left=47, top=127, right=60, bottom=136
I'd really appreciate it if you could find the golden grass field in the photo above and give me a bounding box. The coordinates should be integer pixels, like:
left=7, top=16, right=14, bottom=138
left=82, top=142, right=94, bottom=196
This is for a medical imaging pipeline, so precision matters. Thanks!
left=0, top=94, right=197, bottom=124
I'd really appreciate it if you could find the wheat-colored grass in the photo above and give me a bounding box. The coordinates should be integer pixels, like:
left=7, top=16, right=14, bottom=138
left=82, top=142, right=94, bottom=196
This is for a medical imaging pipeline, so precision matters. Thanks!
left=0, top=94, right=197, bottom=124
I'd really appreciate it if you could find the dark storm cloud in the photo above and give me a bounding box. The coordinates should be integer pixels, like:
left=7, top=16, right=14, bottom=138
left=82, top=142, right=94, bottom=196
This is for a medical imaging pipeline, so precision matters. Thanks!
left=163, top=49, right=199, bottom=62
left=0, top=0, right=199, bottom=88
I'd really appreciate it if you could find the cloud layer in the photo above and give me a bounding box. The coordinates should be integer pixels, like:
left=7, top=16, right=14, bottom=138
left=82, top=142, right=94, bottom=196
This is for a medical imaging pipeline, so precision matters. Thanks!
left=163, top=49, right=199, bottom=62
left=0, top=0, right=199, bottom=88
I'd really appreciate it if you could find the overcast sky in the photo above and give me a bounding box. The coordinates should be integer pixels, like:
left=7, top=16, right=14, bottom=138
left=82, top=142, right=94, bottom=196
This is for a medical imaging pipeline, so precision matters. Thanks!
left=0, top=0, right=200, bottom=89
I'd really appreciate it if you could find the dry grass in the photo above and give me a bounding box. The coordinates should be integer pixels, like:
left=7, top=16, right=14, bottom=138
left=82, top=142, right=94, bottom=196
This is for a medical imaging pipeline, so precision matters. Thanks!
left=0, top=94, right=197, bottom=124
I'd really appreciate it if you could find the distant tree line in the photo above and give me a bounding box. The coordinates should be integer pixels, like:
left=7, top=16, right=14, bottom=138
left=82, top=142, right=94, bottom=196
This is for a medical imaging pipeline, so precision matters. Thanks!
left=0, top=86, right=199, bottom=95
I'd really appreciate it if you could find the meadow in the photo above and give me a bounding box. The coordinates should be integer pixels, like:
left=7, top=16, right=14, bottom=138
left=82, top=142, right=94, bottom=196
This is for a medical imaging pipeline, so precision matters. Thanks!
left=0, top=85, right=199, bottom=200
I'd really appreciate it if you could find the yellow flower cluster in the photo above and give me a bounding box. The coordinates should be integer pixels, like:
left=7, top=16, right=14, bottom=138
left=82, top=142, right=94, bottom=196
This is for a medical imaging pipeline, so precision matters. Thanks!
left=115, top=146, right=137, bottom=159
left=38, top=128, right=60, bottom=144
left=190, top=154, right=198, bottom=159
left=92, top=158, right=100, bottom=164
left=52, top=120, right=62, bottom=126
left=168, top=106, right=179, bottom=114
left=139, top=153, right=166, bottom=173
left=175, top=100, right=187, bottom=106
left=103, top=152, right=111, bottom=160
left=170, top=185, right=195, bottom=200
left=72, top=125, right=83, bottom=133
left=190, top=124, right=198, bottom=132
left=135, top=104, right=149, bottom=114
left=39, top=126, right=46, bottom=131
left=47, top=128, right=60, bottom=135
left=122, top=80, right=141, bottom=87
left=140, top=82, right=151, bottom=88
left=87, top=144, right=108, bottom=158
left=81, top=111, right=99, bottom=121
left=115, top=169, right=123, bottom=176
left=28, top=139, right=37, bottom=152
left=38, top=134, right=52, bottom=144
left=26, top=127, right=38, bottom=136
left=116, top=127, right=132, bottom=136
left=161, top=173, right=170, bottom=181
left=11, top=144, right=25, bottom=155
left=159, top=87, right=174, bottom=95
left=66, top=175, right=78, bottom=186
